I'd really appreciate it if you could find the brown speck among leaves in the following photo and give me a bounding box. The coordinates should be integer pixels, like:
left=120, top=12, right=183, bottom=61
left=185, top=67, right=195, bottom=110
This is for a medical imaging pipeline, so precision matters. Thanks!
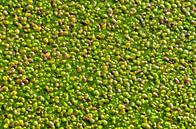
left=83, top=114, right=92, bottom=121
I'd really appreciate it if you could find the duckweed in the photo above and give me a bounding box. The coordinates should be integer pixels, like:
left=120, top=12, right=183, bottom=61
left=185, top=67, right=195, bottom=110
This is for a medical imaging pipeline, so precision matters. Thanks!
left=0, top=0, right=195, bottom=128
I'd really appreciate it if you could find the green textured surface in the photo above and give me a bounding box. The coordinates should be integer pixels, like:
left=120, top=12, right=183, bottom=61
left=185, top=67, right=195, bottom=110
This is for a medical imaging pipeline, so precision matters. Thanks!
left=0, top=0, right=195, bottom=128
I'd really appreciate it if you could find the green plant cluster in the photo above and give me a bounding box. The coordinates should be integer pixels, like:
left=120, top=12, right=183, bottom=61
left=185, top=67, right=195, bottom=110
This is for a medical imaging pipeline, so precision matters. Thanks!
left=0, top=0, right=195, bottom=129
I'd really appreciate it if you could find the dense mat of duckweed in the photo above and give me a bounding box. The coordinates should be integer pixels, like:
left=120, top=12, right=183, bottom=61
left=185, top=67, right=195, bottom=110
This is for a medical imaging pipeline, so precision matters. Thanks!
left=0, top=0, right=195, bottom=128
